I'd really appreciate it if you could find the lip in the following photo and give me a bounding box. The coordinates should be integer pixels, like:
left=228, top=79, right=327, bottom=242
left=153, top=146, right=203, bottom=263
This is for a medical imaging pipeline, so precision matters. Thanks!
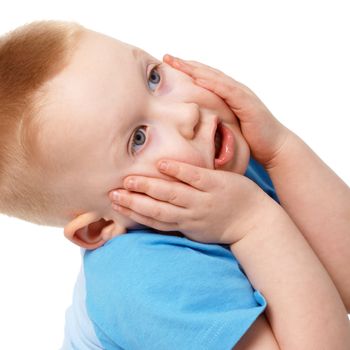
left=214, top=123, right=235, bottom=168
left=210, top=116, right=219, bottom=165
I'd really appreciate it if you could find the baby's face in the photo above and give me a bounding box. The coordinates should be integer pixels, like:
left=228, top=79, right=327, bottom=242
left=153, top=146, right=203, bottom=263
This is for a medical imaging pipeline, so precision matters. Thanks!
left=40, top=29, right=250, bottom=228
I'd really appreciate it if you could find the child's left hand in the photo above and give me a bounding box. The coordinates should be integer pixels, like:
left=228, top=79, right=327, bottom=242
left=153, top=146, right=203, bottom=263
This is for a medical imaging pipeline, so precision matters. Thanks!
left=163, top=54, right=293, bottom=169
left=109, top=159, right=272, bottom=245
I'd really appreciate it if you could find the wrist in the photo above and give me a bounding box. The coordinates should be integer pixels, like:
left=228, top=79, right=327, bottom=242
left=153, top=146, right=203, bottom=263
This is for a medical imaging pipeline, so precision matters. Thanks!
left=264, top=130, right=301, bottom=171
left=229, top=201, right=292, bottom=271
left=228, top=188, right=283, bottom=245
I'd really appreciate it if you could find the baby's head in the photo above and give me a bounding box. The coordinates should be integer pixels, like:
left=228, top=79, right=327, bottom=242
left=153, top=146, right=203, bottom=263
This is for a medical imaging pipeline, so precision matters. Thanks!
left=0, top=21, right=250, bottom=248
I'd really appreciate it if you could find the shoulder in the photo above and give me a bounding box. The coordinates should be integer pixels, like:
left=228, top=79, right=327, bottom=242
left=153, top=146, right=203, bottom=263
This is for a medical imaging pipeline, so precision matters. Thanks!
left=83, top=231, right=266, bottom=349
left=84, top=231, right=242, bottom=291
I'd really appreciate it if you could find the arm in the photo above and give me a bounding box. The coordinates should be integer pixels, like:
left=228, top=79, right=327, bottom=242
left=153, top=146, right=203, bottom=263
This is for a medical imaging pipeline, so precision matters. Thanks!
left=265, top=132, right=350, bottom=312
left=234, top=314, right=280, bottom=350
left=230, top=195, right=350, bottom=349
left=162, top=55, right=350, bottom=313
left=110, top=160, right=350, bottom=349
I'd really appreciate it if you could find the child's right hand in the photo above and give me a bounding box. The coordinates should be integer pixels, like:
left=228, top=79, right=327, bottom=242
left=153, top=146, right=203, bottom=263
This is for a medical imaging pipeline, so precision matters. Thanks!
left=163, top=54, right=293, bottom=168
left=110, top=159, right=276, bottom=245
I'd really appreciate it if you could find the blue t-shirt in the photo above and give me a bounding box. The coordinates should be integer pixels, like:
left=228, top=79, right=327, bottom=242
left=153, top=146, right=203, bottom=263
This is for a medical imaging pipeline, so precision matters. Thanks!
left=61, top=157, right=279, bottom=350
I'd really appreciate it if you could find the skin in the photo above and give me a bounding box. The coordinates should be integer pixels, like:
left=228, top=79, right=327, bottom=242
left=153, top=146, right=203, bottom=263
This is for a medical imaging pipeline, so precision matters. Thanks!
left=38, top=31, right=350, bottom=347
left=159, top=57, right=350, bottom=312
left=39, top=29, right=251, bottom=247
left=116, top=57, right=350, bottom=345
left=109, top=57, right=350, bottom=347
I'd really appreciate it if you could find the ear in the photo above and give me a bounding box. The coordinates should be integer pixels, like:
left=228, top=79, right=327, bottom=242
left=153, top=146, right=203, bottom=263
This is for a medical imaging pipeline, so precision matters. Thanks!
left=64, top=211, right=126, bottom=250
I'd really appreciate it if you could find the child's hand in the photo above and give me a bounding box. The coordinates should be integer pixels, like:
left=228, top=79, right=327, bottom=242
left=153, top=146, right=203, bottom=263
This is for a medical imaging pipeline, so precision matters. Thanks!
left=110, top=160, right=272, bottom=245
left=163, top=54, right=292, bottom=168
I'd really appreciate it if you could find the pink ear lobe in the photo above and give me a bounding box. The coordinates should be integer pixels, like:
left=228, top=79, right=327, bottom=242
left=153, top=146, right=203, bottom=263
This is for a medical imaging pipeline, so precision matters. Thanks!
left=73, top=218, right=114, bottom=249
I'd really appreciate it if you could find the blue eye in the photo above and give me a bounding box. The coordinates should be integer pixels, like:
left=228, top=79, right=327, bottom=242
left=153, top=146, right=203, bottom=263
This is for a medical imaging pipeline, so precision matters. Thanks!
left=130, top=126, right=147, bottom=154
left=147, top=65, right=161, bottom=91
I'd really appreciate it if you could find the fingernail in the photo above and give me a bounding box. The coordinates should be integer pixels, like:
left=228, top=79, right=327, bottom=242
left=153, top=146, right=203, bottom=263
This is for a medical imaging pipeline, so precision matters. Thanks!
left=166, top=54, right=181, bottom=60
left=172, top=60, right=182, bottom=68
left=126, top=178, right=134, bottom=189
left=159, top=161, right=168, bottom=171
left=111, top=191, right=119, bottom=202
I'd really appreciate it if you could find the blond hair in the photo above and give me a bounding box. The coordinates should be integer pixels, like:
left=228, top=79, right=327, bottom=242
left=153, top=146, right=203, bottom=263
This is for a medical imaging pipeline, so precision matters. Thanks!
left=0, top=20, right=84, bottom=227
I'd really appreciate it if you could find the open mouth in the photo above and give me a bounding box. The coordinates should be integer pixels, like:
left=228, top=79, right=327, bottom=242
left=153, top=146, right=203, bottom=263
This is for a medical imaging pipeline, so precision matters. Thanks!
left=214, top=123, right=223, bottom=158
left=213, top=122, right=235, bottom=168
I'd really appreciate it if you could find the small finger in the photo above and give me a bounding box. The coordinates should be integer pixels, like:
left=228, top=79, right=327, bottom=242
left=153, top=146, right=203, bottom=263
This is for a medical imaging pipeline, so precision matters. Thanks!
left=120, top=176, right=197, bottom=207
left=164, top=54, right=255, bottom=116
left=112, top=190, right=187, bottom=223
left=163, top=54, right=222, bottom=80
left=164, top=54, right=222, bottom=74
left=157, top=160, right=213, bottom=191
left=112, top=204, right=179, bottom=232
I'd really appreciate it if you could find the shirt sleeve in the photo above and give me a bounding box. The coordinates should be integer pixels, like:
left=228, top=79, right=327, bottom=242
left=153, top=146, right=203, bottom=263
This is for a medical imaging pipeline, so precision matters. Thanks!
left=84, top=231, right=266, bottom=350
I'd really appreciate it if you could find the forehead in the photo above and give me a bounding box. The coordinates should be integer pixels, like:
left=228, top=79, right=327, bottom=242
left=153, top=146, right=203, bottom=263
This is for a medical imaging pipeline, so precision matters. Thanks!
left=38, top=30, right=148, bottom=165
left=46, top=29, right=146, bottom=105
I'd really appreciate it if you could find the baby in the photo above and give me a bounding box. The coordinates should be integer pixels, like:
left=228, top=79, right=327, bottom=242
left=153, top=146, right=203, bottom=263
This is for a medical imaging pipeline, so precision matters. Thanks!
left=0, top=21, right=349, bottom=349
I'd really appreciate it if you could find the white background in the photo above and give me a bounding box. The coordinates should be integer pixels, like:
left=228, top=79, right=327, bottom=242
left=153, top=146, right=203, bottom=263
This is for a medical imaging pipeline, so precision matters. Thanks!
left=0, top=1, right=349, bottom=349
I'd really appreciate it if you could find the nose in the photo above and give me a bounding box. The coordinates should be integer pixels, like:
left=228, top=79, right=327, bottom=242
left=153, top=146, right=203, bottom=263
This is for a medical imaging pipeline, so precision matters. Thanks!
left=172, top=102, right=201, bottom=140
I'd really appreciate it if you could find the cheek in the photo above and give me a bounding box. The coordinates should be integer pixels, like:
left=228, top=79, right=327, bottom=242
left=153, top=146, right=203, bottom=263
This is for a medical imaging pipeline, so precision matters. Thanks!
left=135, top=131, right=206, bottom=176
left=167, top=65, right=229, bottom=107
left=168, top=68, right=238, bottom=122
left=180, top=79, right=239, bottom=122
left=201, top=88, right=241, bottom=128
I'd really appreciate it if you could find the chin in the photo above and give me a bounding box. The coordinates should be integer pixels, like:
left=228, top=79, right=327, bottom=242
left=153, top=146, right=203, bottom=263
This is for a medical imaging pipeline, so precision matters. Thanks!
left=225, top=143, right=251, bottom=175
